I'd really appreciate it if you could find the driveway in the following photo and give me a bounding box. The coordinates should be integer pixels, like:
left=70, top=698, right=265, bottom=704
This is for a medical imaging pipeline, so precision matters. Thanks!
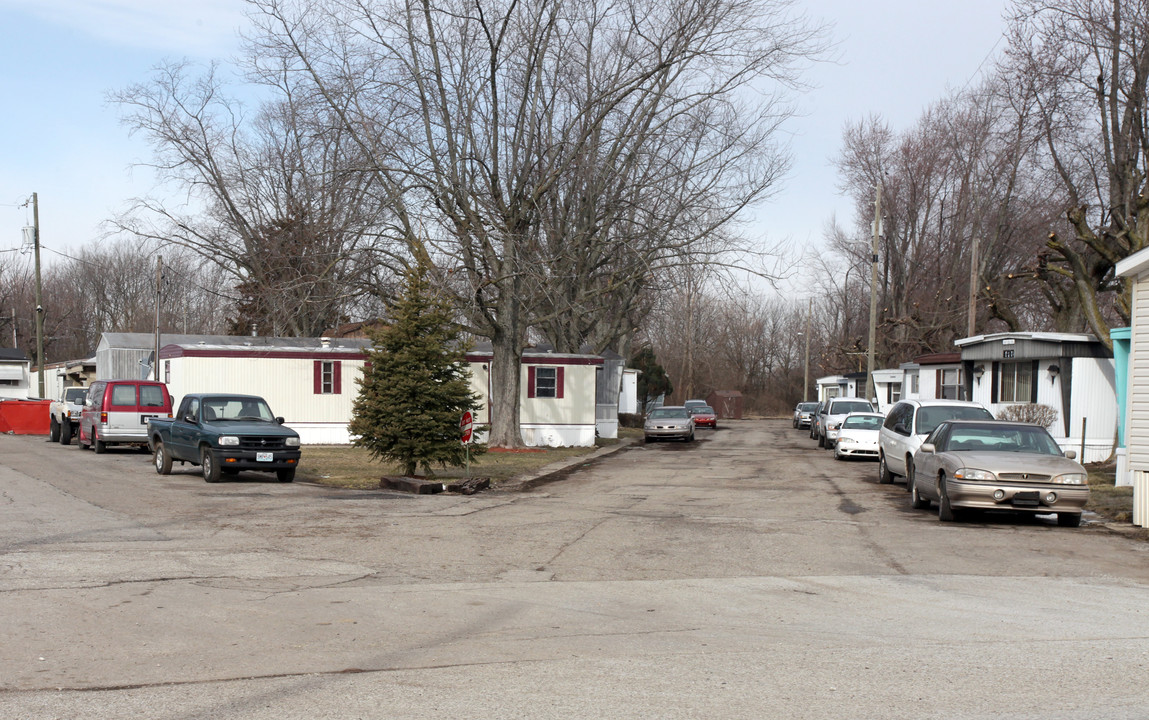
left=1, top=421, right=1147, bottom=719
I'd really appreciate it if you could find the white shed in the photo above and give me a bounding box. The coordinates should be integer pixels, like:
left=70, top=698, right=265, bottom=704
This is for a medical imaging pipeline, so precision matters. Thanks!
left=1114, top=249, right=1149, bottom=526
left=0, top=348, right=31, bottom=399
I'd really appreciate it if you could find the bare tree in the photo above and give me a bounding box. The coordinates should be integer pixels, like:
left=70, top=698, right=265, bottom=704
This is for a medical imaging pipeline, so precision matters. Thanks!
left=244, top=0, right=826, bottom=445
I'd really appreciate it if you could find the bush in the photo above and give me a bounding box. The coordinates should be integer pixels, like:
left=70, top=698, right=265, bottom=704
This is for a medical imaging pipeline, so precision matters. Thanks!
left=619, top=413, right=645, bottom=428
left=997, top=403, right=1058, bottom=428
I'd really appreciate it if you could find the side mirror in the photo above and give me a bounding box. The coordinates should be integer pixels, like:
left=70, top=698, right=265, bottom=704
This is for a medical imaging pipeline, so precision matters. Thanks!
left=276, top=417, right=285, bottom=425
left=1064, top=449, right=1077, bottom=460
left=184, top=414, right=196, bottom=424
left=920, top=443, right=936, bottom=454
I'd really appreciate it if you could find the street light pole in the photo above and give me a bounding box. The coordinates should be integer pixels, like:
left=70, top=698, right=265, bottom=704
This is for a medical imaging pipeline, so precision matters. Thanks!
left=803, top=297, right=811, bottom=402
left=32, top=192, right=45, bottom=399
left=865, top=183, right=882, bottom=404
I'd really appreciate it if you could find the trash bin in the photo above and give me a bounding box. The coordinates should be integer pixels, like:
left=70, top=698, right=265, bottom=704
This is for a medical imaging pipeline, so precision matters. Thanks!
left=0, top=399, right=52, bottom=435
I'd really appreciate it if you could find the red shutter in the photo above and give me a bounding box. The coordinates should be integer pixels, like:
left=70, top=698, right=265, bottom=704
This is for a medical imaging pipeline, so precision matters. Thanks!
left=527, top=366, right=536, bottom=398
left=334, top=360, right=342, bottom=394
left=313, top=360, right=322, bottom=394
left=556, top=367, right=565, bottom=398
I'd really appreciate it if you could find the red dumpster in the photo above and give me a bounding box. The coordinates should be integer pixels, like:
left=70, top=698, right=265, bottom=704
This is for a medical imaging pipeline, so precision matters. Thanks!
left=0, top=399, right=52, bottom=435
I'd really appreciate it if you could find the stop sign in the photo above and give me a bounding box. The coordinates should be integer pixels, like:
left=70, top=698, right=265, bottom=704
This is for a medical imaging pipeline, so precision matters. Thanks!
left=460, top=411, right=473, bottom=443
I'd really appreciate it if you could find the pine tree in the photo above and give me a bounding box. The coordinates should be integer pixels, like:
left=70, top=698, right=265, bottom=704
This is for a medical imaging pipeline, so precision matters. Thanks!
left=631, top=347, right=673, bottom=413
left=350, top=261, right=484, bottom=476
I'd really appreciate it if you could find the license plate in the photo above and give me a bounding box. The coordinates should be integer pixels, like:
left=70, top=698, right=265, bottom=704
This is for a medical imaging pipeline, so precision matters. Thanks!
left=256, top=452, right=273, bottom=462
left=1012, top=491, right=1040, bottom=507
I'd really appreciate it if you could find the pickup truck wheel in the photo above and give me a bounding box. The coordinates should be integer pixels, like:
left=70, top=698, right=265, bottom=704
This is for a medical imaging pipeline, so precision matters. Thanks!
left=93, top=429, right=106, bottom=454
left=154, top=440, right=172, bottom=475
left=277, top=468, right=295, bottom=483
left=59, top=421, right=73, bottom=445
left=201, top=447, right=222, bottom=483
left=49, top=418, right=60, bottom=442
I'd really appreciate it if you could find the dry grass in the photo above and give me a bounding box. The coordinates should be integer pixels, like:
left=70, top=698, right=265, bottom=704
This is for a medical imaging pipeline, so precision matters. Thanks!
left=297, top=427, right=643, bottom=490
left=1087, top=466, right=1135, bottom=524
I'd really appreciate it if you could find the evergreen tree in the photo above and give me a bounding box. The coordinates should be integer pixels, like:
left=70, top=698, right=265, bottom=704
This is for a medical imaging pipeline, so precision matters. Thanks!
left=350, top=261, right=484, bottom=476
left=631, top=347, right=673, bottom=413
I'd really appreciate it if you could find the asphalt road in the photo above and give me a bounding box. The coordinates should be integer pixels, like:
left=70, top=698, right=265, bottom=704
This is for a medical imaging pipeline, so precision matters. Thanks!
left=1, top=420, right=1147, bottom=719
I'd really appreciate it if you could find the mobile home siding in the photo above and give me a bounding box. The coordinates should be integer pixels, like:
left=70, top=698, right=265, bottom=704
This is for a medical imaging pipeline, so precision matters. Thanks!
left=1128, top=279, right=1149, bottom=469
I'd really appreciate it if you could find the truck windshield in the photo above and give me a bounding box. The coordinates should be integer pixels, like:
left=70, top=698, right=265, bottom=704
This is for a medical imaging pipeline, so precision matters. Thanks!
left=64, top=388, right=87, bottom=403
left=202, top=398, right=275, bottom=422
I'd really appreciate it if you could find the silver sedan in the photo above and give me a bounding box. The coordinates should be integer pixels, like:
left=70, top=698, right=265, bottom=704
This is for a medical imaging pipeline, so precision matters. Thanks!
left=909, top=419, right=1089, bottom=526
left=644, top=406, right=695, bottom=443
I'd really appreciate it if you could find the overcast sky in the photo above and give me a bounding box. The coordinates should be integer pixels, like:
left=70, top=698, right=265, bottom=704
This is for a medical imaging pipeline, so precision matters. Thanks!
left=0, top=0, right=1011, bottom=289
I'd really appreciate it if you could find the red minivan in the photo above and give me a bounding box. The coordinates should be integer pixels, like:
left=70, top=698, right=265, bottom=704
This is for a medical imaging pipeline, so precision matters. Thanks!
left=79, top=379, right=173, bottom=453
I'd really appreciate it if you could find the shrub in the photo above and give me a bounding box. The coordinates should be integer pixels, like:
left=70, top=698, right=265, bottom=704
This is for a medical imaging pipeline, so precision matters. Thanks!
left=997, top=403, right=1058, bottom=429
left=619, top=413, right=645, bottom=428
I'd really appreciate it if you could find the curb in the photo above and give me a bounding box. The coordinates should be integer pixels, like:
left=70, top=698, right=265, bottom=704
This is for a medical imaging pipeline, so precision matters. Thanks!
left=497, top=437, right=640, bottom=492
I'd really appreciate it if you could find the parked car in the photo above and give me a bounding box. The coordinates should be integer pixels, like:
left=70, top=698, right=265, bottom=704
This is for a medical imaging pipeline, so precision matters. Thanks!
left=49, top=386, right=88, bottom=445
left=878, top=400, right=994, bottom=485
left=792, top=402, right=818, bottom=429
left=149, top=393, right=302, bottom=483
left=684, top=399, right=709, bottom=412
left=644, top=406, right=695, bottom=442
left=909, top=419, right=1089, bottom=526
left=78, top=379, right=173, bottom=453
left=688, top=405, right=717, bottom=429
left=833, top=412, right=884, bottom=461
left=815, top=397, right=875, bottom=449
left=808, top=401, right=826, bottom=439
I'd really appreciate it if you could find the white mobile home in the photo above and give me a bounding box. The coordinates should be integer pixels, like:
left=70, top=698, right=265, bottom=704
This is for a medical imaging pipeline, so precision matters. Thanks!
left=956, top=332, right=1116, bottom=463
left=466, top=344, right=604, bottom=447
left=160, top=338, right=371, bottom=444
left=0, top=348, right=31, bottom=399
left=1114, top=250, right=1149, bottom=525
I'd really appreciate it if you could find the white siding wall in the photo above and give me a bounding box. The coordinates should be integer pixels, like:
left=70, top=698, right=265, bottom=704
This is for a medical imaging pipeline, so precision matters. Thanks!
left=0, top=363, right=30, bottom=399
left=521, top=363, right=598, bottom=447
left=1127, top=278, right=1149, bottom=471
left=619, top=370, right=639, bottom=415
left=166, top=355, right=366, bottom=445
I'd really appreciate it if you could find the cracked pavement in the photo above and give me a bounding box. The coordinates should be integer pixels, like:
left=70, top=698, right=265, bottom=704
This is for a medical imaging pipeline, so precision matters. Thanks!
left=2, top=422, right=1148, bottom=719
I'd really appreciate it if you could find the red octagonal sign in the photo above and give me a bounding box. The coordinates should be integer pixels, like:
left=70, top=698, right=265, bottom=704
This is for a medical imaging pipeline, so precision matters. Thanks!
left=460, top=411, right=473, bottom=443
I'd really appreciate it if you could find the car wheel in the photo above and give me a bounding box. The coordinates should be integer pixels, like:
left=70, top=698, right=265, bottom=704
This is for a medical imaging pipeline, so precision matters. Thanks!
left=904, top=457, right=915, bottom=490
left=60, top=420, right=73, bottom=445
left=154, top=440, right=172, bottom=475
left=201, top=446, right=221, bottom=483
left=938, top=476, right=957, bottom=522
left=817, top=432, right=825, bottom=448
left=1057, top=512, right=1082, bottom=528
left=49, top=418, right=60, bottom=442
left=686, top=430, right=695, bottom=442
left=277, top=468, right=296, bottom=483
left=834, top=447, right=843, bottom=461
left=910, top=476, right=929, bottom=509
left=878, top=454, right=893, bottom=484
left=643, top=435, right=652, bottom=443
left=93, top=429, right=106, bottom=454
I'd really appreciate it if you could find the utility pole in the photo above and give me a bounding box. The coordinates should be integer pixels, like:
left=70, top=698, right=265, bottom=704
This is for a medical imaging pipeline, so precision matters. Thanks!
left=967, top=235, right=978, bottom=337
left=32, top=192, right=45, bottom=399
left=865, top=183, right=882, bottom=403
left=803, top=297, right=811, bottom=402
left=153, top=255, right=163, bottom=381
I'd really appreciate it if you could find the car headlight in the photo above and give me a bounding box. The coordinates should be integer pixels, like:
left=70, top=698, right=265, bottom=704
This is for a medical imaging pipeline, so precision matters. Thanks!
left=1052, top=473, right=1086, bottom=485
left=838, top=436, right=854, bottom=444
left=828, top=423, right=840, bottom=430
left=285, top=437, right=301, bottom=447
left=953, top=468, right=995, bottom=481
left=218, top=436, right=240, bottom=446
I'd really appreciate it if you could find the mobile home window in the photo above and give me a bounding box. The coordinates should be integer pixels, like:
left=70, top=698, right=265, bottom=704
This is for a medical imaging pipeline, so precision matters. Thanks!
left=939, top=368, right=965, bottom=400
left=887, top=382, right=901, bottom=404
left=535, top=367, right=557, bottom=398
left=999, top=361, right=1032, bottom=403
left=313, top=360, right=342, bottom=395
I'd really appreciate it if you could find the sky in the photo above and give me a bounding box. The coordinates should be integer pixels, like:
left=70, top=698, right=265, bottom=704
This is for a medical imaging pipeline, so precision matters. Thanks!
left=0, top=0, right=1011, bottom=288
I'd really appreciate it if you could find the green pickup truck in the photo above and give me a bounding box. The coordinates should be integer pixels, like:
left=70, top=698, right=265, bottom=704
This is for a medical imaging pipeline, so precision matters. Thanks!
left=148, top=393, right=302, bottom=483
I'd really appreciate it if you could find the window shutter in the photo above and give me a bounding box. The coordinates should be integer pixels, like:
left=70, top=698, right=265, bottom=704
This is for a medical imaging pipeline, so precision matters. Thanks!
left=935, top=369, right=942, bottom=399
left=1030, top=360, right=1039, bottom=403
left=990, top=362, right=999, bottom=404
left=527, top=366, right=536, bottom=398
left=556, top=367, right=565, bottom=399
left=313, top=360, right=322, bottom=394
left=334, top=361, right=343, bottom=394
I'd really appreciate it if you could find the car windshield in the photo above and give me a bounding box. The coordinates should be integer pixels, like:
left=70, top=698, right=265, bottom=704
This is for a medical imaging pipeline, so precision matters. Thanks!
left=689, top=406, right=714, bottom=415
left=649, top=408, right=688, bottom=419
left=943, top=424, right=1064, bottom=455
left=203, top=397, right=275, bottom=422
left=64, top=388, right=87, bottom=403
left=917, top=406, right=993, bottom=435
left=798, top=402, right=818, bottom=411
left=842, top=415, right=882, bottom=430
left=830, top=401, right=872, bottom=415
